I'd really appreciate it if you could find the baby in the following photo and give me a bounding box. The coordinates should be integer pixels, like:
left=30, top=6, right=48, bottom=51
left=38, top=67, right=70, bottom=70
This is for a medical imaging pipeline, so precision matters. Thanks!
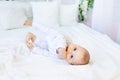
left=25, top=24, right=90, bottom=65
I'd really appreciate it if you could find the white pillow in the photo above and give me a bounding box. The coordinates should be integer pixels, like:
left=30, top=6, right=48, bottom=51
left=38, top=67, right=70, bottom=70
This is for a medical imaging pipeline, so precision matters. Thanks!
left=59, top=4, right=78, bottom=26
left=0, top=1, right=27, bottom=30
left=30, top=1, right=59, bottom=27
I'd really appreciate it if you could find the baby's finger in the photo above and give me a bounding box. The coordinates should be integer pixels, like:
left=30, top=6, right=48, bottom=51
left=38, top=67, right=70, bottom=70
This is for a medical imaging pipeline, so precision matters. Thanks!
left=25, top=40, right=28, bottom=45
left=26, top=43, right=30, bottom=48
left=25, top=37, right=30, bottom=44
left=26, top=42, right=31, bottom=48
left=29, top=43, right=34, bottom=49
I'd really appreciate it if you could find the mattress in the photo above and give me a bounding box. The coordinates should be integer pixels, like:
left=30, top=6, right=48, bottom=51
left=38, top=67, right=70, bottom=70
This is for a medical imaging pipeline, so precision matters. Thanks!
left=0, top=23, right=120, bottom=80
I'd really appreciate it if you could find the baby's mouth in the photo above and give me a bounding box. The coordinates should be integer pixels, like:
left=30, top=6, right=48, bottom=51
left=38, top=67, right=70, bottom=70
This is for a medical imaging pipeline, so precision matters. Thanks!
left=56, top=49, right=59, bottom=54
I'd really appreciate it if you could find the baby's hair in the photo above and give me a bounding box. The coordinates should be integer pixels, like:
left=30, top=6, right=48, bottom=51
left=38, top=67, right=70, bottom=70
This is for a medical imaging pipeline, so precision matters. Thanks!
left=80, top=48, right=90, bottom=65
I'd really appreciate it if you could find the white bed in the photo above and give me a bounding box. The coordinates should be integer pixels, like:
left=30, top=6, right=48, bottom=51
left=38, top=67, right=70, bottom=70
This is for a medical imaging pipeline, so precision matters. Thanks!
left=0, top=23, right=120, bottom=80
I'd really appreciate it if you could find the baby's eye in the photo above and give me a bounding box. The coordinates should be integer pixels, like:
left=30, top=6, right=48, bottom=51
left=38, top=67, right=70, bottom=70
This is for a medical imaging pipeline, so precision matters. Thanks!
left=70, top=55, right=73, bottom=59
left=74, top=48, right=77, bottom=51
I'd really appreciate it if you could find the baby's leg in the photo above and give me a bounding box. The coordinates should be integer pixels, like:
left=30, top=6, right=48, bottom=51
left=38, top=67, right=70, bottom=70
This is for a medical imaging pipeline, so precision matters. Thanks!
left=15, top=43, right=30, bottom=55
left=13, top=43, right=31, bottom=61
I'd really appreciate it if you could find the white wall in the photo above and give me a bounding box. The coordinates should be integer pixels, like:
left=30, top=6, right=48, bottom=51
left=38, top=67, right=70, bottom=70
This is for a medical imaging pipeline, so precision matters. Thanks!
left=92, top=0, right=114, bottom=38
left=92, top=0, right=120, bottom=44
left=114, top=0, right=120, bottom=44
left=117, top=25, right=120, bottom=44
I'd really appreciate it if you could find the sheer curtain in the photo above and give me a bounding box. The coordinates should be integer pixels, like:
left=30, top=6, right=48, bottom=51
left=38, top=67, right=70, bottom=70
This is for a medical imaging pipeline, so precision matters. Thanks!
left=92, top=0, right=120, bottom=44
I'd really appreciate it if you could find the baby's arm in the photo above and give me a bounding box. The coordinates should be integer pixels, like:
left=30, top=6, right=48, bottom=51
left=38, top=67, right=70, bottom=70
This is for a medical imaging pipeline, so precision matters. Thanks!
left=25, top=32, right=36, bottom=49
left=56, top=43, right=71, bottom=59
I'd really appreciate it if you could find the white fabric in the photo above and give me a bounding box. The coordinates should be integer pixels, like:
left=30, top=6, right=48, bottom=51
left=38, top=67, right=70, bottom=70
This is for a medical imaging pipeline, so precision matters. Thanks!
left=34, top=39, right=48, bottom=50
left=0, top=23, right=120, bottom=80
left=33, top=24, right=66, bottom=54
left=0, top=1, right=27, bottom=30
left=92, top=0, right=120, bottom=44
left=59, top=4, right=78, bottom=26
left=30, top=1, right=59, bottom=27
left=46, top=33, right=66, bottom=54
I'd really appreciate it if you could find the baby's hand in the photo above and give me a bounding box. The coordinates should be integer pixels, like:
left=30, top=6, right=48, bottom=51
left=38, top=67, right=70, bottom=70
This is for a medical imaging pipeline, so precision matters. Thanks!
left=26, top=40, right=34, bottom=49
left=56, top=48, right=66, bottom=59
left=25, top=32, right=35, bottom=49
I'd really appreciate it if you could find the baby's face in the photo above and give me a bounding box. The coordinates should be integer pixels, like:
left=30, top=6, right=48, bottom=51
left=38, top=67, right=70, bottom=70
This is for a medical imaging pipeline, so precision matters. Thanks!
left=66, top=44, right=90, bottom=65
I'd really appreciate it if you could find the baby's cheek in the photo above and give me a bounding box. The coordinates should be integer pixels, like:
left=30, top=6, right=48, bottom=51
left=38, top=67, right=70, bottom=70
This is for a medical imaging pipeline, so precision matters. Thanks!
left=66, top=54, right=71, bottom=60
left=66, top=56, right=74, bottom=65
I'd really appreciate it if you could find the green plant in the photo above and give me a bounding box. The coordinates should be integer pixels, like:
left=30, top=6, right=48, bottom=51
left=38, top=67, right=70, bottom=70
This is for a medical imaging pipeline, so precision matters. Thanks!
left=78, top=0, right=94, bottom=22
left=78, top=4, right=84, bottom=21
left=88, top=0, right=94, bottom=8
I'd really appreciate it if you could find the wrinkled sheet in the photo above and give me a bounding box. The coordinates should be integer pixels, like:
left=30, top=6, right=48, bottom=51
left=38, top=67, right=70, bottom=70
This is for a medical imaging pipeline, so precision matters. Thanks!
left=0, top=24, right=120, bottom=80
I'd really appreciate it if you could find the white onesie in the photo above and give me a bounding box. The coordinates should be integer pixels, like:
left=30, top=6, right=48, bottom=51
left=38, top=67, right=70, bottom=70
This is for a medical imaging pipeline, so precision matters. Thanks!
left=32, top=23, right=67, bottom=54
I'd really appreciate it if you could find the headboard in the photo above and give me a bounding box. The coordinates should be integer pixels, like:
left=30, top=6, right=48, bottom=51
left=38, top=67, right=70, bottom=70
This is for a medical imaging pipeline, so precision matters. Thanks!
left=0, top=0, right=80, bottom=4
left=0, top=0, right=81, bottom=27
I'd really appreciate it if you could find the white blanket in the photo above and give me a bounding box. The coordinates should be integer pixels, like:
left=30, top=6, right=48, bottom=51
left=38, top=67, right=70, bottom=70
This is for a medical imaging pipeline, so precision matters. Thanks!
left=0, top=24, right=120, bottom=80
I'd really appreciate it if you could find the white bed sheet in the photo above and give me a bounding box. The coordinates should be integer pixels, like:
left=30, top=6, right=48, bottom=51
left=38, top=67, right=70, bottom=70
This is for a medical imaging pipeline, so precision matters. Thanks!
left=0, top=23, right=120, bottom=80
